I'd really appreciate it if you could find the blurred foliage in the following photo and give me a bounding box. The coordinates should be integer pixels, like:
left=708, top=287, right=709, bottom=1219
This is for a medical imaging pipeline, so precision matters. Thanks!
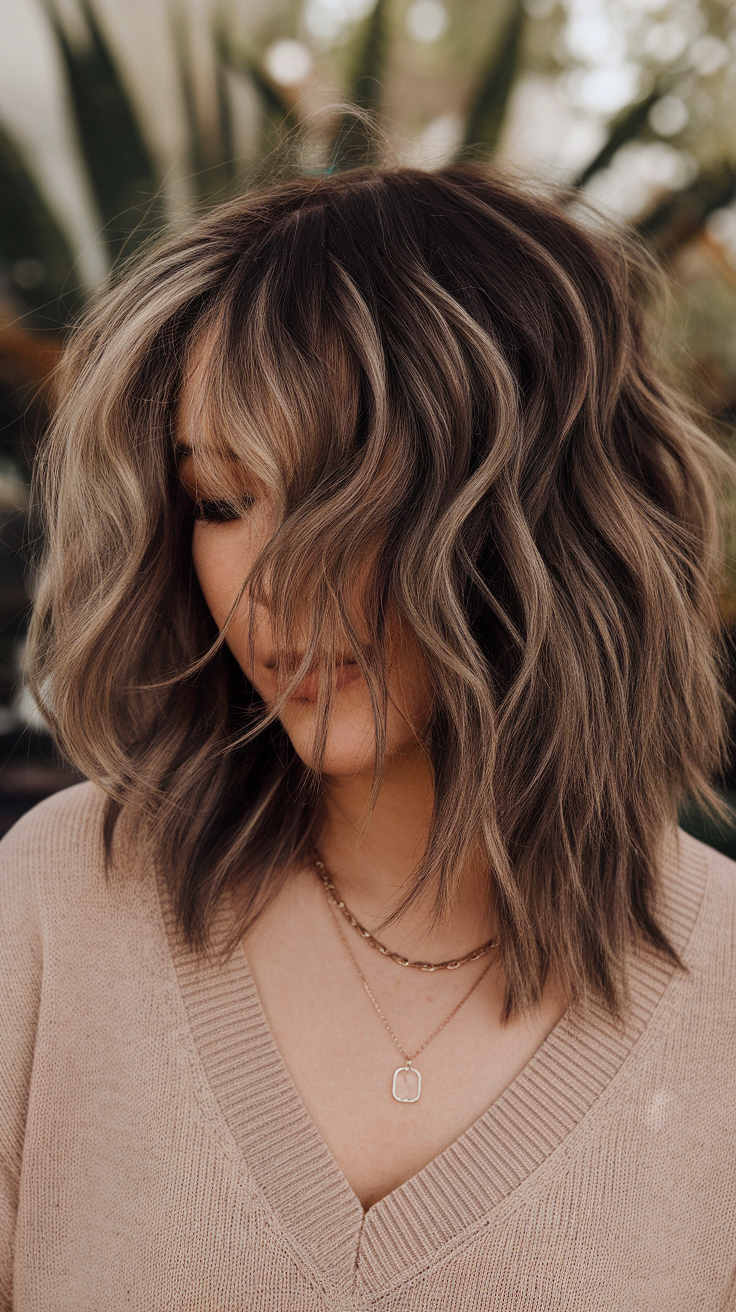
left=573, top=90, right=662, bottom=190
left=331, top=0, right=390, bottom=168
left=3, top=0, right=736, bottom=333
left=44, top=0, right=162, bottom=265
left=218, top=32, right=299, bottom=178
left=0, top=127, right=80, bottom=330
left=176, top=18, right=241, bottom=201
left=461, top=1, right=526, bottom=159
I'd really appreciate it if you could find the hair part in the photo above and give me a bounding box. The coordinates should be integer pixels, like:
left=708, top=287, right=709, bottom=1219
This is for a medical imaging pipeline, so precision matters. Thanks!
left=27, top=162, right=736, bottom=1019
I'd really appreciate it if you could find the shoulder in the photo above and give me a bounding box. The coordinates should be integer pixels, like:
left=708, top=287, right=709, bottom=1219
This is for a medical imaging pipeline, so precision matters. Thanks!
left=0, top=778, right=107, bottom=856
left=0, top=782, right=141, bottom=928
left=0, top=778, right=105, bottom=880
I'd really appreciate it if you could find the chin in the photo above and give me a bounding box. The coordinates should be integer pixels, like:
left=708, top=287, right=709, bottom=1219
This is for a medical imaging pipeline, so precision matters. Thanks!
left=279, top=702, right=379, bottom=777
left=278, top=699, right=419, bottom=779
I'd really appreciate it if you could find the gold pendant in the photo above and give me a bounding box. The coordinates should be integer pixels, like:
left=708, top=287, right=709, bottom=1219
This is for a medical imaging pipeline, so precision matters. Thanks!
left=392, top=1064, right=421, bottom=1102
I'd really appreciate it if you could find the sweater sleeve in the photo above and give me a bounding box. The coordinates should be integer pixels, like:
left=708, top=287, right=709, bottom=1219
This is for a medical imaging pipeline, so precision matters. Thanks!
left=0, top=817, right=43, bottom=1312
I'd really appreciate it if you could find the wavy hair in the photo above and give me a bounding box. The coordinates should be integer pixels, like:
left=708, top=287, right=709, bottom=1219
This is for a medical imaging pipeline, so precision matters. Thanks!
left=27, top=164, right=736, bottom=1018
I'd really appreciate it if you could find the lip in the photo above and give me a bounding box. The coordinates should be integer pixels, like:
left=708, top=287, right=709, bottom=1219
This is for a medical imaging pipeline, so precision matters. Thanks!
left=264, top=655, right=362, bottom=704
left=291, top=661, right=361, bottom=703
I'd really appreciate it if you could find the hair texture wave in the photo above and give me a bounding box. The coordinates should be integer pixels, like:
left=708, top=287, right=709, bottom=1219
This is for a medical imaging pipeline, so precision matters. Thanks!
left=27, top=163, right=736, bottom=1019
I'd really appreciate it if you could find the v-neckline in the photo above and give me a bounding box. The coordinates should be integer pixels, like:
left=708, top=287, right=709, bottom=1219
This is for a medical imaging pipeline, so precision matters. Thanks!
left=157, top=826, right=707, bottom=1301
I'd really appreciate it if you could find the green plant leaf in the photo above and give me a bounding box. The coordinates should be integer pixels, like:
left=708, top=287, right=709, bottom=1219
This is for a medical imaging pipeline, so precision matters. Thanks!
left=459, top=0, right=525, bottom=159
left=346, top=0, right=387, bottom=114
left=217, top=29, right=297, bottom=175
left=573, top=89, right=661, bottom=190
left=215, top=58, right=236, bottom=191
left=0, top=125, right=80, bottom=328
left=637, top=164, right=736, bottom=256
left=173, top=13, right=207, bottom=198
left=174, top=15, right=234, bottom=202
left=330, top=0, right=388, bottom=170
left=45, top=0, right=161, bottom=268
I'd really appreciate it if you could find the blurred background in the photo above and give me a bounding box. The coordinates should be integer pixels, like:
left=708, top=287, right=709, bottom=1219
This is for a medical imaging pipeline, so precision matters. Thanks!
left=2, top=0, right=736, bottom=851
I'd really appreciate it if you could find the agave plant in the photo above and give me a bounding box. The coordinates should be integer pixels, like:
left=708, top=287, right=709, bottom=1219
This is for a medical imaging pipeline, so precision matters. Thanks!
left=1, top=0, right=729, bottom=329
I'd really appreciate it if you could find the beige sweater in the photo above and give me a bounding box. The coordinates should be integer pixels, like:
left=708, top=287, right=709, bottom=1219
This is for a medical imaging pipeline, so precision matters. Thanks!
left=0, top=782, right=735, bottom=1311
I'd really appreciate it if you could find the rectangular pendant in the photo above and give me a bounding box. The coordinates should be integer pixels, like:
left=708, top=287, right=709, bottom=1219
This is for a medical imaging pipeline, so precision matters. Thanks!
left=392, top=1065, right=421, bottom=1102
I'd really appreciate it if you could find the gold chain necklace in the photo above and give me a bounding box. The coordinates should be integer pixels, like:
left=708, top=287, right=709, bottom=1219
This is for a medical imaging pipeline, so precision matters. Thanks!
left=320, top=875, right=495, bottom=1103
left=309, top=847, right=497, bottom=971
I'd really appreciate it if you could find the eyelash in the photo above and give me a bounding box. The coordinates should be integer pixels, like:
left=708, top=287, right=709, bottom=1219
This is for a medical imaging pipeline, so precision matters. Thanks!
left=193, top=498, right=250, bottom=524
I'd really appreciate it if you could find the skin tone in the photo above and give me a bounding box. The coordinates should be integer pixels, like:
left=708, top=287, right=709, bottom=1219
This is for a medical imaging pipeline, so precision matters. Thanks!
left=178, top=357, right=569, bottom=1212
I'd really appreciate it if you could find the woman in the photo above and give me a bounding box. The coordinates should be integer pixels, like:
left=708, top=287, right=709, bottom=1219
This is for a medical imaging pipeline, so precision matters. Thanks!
left=1, top=163, right=735, bottom=1310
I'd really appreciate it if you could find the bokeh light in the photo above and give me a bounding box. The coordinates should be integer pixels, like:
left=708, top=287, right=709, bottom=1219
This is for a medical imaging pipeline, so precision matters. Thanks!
left=264, top=40, right=313, bottom=87
left=405, top=1, right=449, bottom=44
left=648, top=94, right=689, bottom=136
left=303, top=0, right=377, bottom=44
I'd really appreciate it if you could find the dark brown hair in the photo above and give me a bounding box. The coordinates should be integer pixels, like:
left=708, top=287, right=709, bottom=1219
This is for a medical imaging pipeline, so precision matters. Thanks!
left=27, top=163, right=736, bottom=1018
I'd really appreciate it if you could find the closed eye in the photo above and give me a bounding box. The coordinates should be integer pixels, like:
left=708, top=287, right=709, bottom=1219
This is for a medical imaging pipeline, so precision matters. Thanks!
left=193, top=498, right=253, bottom=524
left=176, top=448, right=256, bottom=523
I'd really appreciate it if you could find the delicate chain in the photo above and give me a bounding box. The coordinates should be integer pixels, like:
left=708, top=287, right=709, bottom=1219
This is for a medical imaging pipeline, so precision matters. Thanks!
left=310, top=846, right=497, bottom=971
left=323, top=886, right=494, bottom=1065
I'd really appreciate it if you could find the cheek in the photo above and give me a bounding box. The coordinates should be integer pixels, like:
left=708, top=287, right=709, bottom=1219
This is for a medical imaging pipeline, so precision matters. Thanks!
left=191, top=519, right=266, bottom=635
left=192, top=525, right=239, bottom=627
left=386, top=631, right=434, bottom=737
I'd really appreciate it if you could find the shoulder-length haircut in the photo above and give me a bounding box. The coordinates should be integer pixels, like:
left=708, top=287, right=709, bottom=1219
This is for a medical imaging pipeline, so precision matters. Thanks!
left=27, top=163, right=736, bottom=1018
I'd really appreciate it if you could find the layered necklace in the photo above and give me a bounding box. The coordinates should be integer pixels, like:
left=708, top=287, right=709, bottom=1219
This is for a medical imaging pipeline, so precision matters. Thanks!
left=310, top=847, right=498, bottom=1103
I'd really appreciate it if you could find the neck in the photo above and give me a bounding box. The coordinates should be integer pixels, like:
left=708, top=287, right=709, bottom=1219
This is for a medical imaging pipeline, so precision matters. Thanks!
left=315, top=745, right=495, bottom=959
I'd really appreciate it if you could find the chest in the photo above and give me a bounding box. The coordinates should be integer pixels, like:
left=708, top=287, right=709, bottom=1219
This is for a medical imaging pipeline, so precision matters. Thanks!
left=242, top=888, right=568, bottom=1211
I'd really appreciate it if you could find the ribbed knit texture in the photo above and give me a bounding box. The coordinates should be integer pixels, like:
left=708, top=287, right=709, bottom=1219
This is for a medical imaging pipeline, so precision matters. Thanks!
left=0, top=782, right=735, bottom=1311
